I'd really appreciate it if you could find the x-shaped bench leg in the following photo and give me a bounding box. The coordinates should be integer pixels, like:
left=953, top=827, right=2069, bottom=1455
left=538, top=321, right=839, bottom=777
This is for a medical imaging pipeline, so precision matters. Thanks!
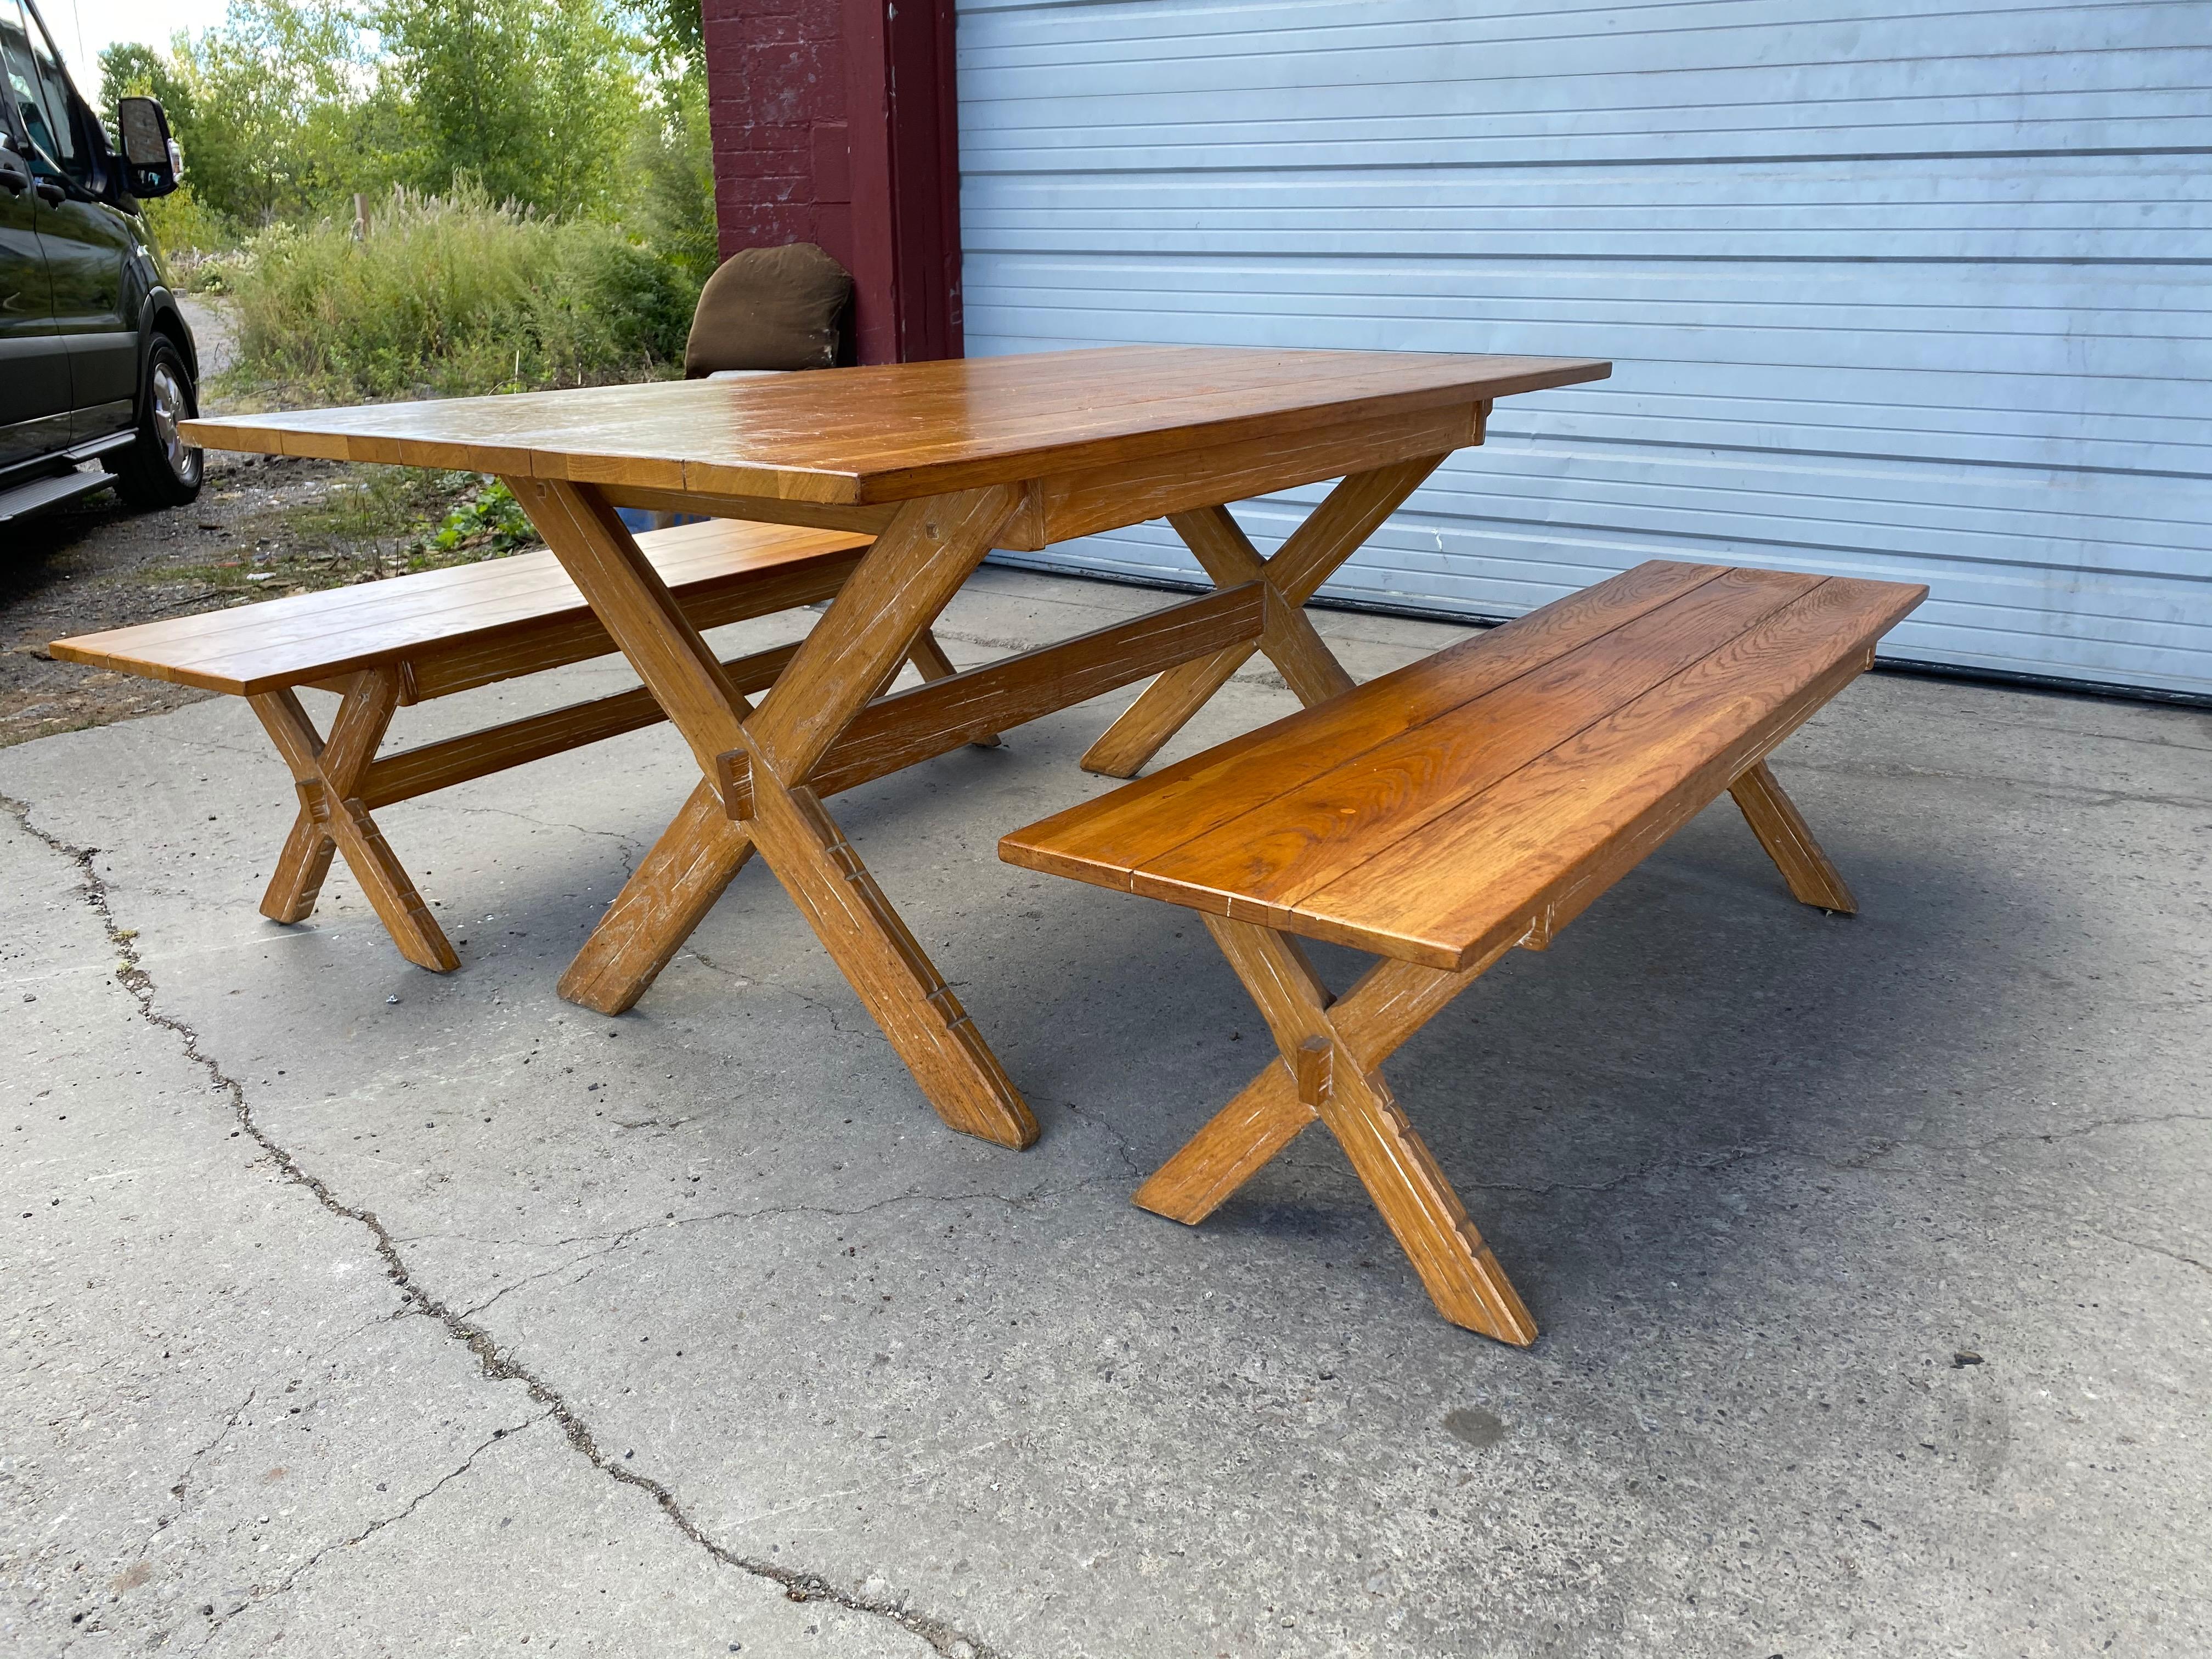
left=249, top=668, right=459, bottom=972
left=521, top=477, right=1037, bottom=1149
left=1080, top=453, right=1451, bottom=779
left=1135, top=760, right=1858, bottom=1339
left=1135, top=915, right=1537, bottom=1344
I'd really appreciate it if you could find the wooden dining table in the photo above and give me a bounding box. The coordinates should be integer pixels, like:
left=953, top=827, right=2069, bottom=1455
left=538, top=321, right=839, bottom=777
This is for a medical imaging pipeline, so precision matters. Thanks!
left=182, top=345, right=1611, bottom=1152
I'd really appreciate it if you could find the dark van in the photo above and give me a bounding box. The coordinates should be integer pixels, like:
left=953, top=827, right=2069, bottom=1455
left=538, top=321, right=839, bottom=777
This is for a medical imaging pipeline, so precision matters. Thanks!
left=2, top=0, right=200, bottom=523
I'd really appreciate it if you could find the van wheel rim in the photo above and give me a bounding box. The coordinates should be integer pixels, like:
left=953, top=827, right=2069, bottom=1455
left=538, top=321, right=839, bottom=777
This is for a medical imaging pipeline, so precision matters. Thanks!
left=151, top=360, right=200, bottom=484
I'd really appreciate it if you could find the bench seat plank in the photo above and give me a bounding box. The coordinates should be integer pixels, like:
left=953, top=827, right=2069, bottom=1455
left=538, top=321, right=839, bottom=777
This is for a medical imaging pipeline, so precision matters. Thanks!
left=1001, top=561, right=1926, bottom=970
left=48, top=517, right=871, bottom=698
left=1003, top=557, right=1726, bottom=882
left=49, top=519, right=820, bottom=667
left=1131, top=566, right=1823, bottom=919
left=1291, top=574, right=1922, bottom=966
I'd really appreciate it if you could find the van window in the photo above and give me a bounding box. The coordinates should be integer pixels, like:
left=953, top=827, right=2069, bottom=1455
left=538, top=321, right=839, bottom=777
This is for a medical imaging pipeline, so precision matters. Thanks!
left=0, top=0, right=86, bottom=185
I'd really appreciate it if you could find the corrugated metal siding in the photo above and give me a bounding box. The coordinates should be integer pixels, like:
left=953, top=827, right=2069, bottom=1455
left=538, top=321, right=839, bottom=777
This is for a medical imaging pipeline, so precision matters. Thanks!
left=956, top=0, right=2212, bottom=698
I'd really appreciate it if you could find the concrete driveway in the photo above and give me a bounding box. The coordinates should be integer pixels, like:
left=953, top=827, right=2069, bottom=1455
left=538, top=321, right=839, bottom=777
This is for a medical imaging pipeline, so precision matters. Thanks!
left=4, top=566, right=2208, bottom=1657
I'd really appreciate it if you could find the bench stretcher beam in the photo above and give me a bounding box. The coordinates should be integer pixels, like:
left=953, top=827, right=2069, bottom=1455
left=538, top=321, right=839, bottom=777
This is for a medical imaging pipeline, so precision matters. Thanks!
left=713, top=583, right=1267, bottom=819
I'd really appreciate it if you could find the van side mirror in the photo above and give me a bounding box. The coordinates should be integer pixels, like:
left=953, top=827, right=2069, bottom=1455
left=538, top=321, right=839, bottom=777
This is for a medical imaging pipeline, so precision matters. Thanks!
left=0, top=131, right=29, bottom=197
left=116, top=97, right=180, bottom=199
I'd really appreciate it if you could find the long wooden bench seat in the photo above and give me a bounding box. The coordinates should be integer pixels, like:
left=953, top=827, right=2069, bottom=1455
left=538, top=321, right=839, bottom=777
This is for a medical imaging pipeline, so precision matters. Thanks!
left=1000, top=558, right=1927, bottom=1344
left=50, top=515, right=978, bottom=973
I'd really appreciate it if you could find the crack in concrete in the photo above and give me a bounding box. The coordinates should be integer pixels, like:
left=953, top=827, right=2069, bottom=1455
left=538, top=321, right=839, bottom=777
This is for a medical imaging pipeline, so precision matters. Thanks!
left=1463, top=1141, right=1773, bottom=1198
left=188, top=1415, right=549, bottom=1654
left=449, top=1178, right=1099, bottom=1319
left=1454, top=1109, right=2212, bottom=1203
left=1875, top=1111, right=2212, bottom=1159
left=780, top=979, right=891, bottom=1046
left=682, top=944, right=748, bottom=983
left=1705, top=1142, right=2212, bottom=1284
left=682, top=948, right=894, bottom=1051
left=2081, top=1227, right=2211, bottom=1282
left=309, top=1305, right=414, bottom=1362
left=1776, top=755, right=2212, bottom=812
left=3, top=792, right=1010, bottom=1659
left=163, top=732, right=276, bottom=766
left=1903, top=705, right=2212, bottom=758
left=168, top=1387, right=256, bottom=1508
left=1056, top=1097, right=1146, bottom=1182
left=410, top=798, right=647, bottom=882
left=1749, top=1111, right=2212, bottom=1178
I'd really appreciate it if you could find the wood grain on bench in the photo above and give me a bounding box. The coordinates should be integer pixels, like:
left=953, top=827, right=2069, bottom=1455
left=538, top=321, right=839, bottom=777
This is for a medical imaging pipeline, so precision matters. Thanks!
left=1002, top=561, right=1926, bottom=969
left=49, top=517, right=871, bottom=698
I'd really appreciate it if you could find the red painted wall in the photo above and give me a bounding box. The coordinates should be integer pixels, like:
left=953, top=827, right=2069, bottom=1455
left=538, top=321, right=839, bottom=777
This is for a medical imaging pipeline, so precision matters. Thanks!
left=702, top=0, right=961, bottom=364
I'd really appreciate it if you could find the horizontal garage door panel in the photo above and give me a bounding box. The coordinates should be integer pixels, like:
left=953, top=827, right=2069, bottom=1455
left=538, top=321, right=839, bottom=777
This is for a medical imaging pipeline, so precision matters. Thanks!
left=959, top=0, right=2212, bottom=697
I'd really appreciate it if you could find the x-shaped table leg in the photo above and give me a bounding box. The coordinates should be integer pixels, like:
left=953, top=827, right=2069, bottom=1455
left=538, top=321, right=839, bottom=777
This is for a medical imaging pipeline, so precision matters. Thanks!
left=518, top=478, right=1037, bottom=1149
left=250, top=667, right=459, bottom=972
left=1730, top=760, right=1857, bottom=913
left=1135, top=914, right=1537, bottom=1344
left=1081, top=453, right=1451, bottom=778
left=556, top=626, right=993, bottom=1018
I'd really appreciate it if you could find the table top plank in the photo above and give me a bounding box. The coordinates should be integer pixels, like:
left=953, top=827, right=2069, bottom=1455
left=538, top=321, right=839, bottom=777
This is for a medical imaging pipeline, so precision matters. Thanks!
left=181, top=347, right=1611, bottom=507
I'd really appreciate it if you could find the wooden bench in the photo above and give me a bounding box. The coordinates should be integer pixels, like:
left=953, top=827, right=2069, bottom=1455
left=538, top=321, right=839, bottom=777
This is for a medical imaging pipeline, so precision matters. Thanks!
left=1000, top=559, right=1927, bottom=1344
left=49, top=515, right=981, bottom=973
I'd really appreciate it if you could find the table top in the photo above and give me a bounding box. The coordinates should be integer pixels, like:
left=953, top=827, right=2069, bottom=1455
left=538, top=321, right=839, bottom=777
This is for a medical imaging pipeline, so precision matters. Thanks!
left=180, top=346, right=1610, bottom=507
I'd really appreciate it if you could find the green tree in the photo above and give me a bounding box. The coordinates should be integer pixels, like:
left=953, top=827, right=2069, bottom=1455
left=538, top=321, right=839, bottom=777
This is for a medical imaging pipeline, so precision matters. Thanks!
left=625, top=64, right=717, bottom=287
left=97, top=42, right=195, bottom=125
left=378, top=0, right=638, bottom=218
left=162, top=0, right=381, bottom=225
left=637, top=0, right=702, bottom=72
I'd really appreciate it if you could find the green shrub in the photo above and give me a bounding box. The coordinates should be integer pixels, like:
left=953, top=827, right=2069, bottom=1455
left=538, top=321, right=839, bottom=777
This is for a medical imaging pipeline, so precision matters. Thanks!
left=415, top=477, right=538, bottom=564
left=222, top=181, right=698, bottom=402
left=140, top=185, right=230, bottom=279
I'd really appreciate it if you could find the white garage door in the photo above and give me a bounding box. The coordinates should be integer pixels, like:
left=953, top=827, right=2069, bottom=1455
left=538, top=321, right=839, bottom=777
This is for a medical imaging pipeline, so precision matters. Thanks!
left=956, top=0, right=2212, bottom=699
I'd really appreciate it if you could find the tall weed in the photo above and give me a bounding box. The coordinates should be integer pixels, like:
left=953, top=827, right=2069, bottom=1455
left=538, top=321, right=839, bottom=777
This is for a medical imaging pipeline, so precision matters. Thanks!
left=223, top=182, right=695, bottom=402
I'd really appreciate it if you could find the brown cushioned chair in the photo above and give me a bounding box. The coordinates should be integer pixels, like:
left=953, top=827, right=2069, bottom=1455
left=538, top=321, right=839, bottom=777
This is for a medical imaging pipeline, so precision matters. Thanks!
left=684, top=242, right=853, bottom=377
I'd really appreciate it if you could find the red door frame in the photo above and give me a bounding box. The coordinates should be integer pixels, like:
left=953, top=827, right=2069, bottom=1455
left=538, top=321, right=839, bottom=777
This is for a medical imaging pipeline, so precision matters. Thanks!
left=702, top=0, right=962, bottom=364
left=842, top=0, right=962, bottom=363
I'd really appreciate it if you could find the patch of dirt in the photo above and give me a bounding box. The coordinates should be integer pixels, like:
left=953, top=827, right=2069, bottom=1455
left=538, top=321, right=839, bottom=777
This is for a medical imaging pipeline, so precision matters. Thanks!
left=2, top=453, right=536, bottom=748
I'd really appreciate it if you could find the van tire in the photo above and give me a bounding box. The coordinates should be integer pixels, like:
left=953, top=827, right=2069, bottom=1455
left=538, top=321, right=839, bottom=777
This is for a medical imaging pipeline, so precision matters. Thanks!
left=108, top=337, right=204, bottom=510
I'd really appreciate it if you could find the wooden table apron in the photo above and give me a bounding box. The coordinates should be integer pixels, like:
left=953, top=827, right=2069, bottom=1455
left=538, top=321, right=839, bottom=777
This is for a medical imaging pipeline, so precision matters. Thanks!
left=177, top=347, right=1613, bottom=1153
left=506, top=432, right=1466, bottom=1152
